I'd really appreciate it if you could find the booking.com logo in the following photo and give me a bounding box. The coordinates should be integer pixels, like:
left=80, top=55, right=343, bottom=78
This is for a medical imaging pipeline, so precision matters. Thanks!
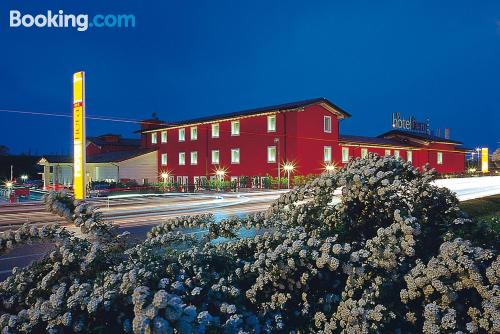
left=9, top=10, right=135, bottom=32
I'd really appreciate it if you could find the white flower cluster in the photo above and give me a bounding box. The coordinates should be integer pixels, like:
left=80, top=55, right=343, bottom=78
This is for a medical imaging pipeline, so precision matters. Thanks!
left=0, top=155, right=497, bottom=333
left=0, top=223, right=71, bottom=257
left=42, top=190, right=74, bottom=222
left=401, top=238, right=499, bottom=333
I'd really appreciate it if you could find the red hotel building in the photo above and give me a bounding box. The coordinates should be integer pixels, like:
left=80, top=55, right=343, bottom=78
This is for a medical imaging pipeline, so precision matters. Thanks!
left=140, top=98, right=467, bottom=185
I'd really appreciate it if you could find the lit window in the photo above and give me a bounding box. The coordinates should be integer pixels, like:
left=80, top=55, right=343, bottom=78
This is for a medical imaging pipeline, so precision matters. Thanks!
left=161, top=153, right=167, bottom=165
left=267, top=115, right=276, bottom=132
left=407, top=151, right=413, bottom=164
left=211, top=150, right=220, bottom=164
left=324, top=116, right=332, bottom=133
left=178, top=128, right=185, bottom=141
left=361, top=148, right=368, bottom=159
left=190, top=151, right=198, bottom=165
left=231, top=148, right=240, bottom=164
left=267, top=146, right=276, bottom=163
left=385, top=149, right=391, bottom=156
left=342, top=147, right=349, bottom=163
left=437, top=152, right=443, bottom=165
left=161, top=131, right=167, bottom=143
left=179, top=152, right=185, bottom=165
left=324, top=146, right=332, bottom=162
left=190, top=127, right=197, bottom=140
left=212, top=123, right=219, bottom=138
left=151, top=132, right=157, bottom=144
left=394, top=150, right=400, bottom=159
left=231, top=121, right=240, bottom=136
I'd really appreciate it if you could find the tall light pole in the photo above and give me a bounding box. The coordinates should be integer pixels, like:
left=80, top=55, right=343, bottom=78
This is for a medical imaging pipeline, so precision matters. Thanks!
left=274, top=137, right=280, bottom=190
left=10, top=165, right=13, bottom=181
left=283, top=162, right=295, bottom=189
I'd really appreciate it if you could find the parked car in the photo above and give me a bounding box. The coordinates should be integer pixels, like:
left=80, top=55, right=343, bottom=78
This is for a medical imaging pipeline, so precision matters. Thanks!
left=26, top=179, right=44, bottom=189
left=90, top=184, right=111, bottom=197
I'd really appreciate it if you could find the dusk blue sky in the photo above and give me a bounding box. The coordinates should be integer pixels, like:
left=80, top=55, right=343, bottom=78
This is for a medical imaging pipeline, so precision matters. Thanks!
left=0, top=0, right=498, bottom=155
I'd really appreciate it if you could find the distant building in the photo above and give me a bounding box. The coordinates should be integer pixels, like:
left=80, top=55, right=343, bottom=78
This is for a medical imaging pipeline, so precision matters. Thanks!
left=38, top=137, right=156, bottom=189
left=86, top=134, right=141, bottom=155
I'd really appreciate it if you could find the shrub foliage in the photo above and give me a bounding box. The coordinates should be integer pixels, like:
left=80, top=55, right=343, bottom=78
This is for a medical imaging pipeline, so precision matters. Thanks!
left=0, top=155, right=498, bottom=333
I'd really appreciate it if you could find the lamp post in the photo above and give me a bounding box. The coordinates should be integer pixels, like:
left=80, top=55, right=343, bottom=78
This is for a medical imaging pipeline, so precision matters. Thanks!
left=274, top=138, right=280, bottom=190
left=283, top=162, right=295, bottom=189
left=160, top=172, right=170, bottom=191
left=216, top=169, right=225, bottom=181
left=476, top=148, right=481, bottom=170
left=5, top=181, right=13, bottom=201
left=324, top=163, right=336, bottom=174
left=215, top=168, right=226, bottom=191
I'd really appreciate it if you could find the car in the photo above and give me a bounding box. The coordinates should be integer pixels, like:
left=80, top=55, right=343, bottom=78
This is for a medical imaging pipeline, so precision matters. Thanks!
left=90, top=184, right=111, bottom=197
left=26, top=179, right=44, bottom=189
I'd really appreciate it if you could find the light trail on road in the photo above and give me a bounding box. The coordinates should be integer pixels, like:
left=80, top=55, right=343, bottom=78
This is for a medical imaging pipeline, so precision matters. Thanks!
left=0, top=192, right=281, bottom=280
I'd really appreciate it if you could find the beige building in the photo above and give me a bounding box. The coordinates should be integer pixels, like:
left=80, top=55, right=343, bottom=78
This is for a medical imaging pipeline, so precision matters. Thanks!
left=38, top=149, right=158, bottom=189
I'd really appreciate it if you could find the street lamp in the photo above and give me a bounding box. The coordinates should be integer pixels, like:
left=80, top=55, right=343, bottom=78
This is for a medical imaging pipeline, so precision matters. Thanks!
left=5, top=181, right=13, bottom=199
left=282, top=161, right=295, bottom=189
left=324, top=162, right=337, bottom=174
left=274, top=137, right=280, bottom=190
left=476, top=148, right=481, bottom=170
left=214, top=167, right=227, bottom=192
left=161, top=171, right=169, bottom=187
left=215, top=168, right=226, bottom=180
left=159, top=171, right=172, bottom=192
left=21, top=175, right=28, bottom=183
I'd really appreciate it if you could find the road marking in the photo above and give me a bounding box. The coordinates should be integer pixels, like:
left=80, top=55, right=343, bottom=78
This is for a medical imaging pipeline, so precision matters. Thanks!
left=0, top=252, right=47, bottom=261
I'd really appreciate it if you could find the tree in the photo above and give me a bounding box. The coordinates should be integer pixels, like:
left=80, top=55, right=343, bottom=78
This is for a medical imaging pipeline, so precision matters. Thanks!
left=0, top=145, right=9, bottom=156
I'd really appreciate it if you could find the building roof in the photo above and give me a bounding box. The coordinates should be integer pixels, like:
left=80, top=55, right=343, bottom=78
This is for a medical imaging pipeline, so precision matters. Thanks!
left=140, top=97, right=351, bottom=133
left=339, top=135, right=414, bottom=148
left=38, top=149, right=156, bottom=165
left=87, top=135, right=141, bottom=148
left=379, top=129, right=463, bottom=145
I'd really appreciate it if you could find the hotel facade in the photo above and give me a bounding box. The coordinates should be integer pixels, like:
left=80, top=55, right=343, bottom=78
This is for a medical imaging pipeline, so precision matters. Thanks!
left=140, top=98, right=468, bottom=186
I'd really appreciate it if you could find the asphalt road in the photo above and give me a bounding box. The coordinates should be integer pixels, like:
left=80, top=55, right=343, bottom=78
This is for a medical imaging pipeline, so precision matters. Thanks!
left=0, top=191, right=283, bottom=280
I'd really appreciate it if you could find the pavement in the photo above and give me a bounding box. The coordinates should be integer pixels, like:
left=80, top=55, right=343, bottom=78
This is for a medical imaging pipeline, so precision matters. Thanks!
left=1, top=176, right=499, bottom=280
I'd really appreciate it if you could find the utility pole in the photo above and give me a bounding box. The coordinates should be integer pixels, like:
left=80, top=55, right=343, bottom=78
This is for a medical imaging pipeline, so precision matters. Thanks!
left=274, top=138, right=280, bottom=190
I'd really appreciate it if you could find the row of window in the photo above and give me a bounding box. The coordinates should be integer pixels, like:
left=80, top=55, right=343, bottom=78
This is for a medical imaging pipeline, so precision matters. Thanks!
left=338, top=147, right=443, bottom=165
left=161, top=149, right=240, bottom=166
left=151, top=115, right=336, bottom=144
left=338, top=147, right=414, bottom=163
left=160, top=145, right=284, bottom=166
left=161, top=147, right=444, bottom=167
left=151, top=115, right=279, bottom=144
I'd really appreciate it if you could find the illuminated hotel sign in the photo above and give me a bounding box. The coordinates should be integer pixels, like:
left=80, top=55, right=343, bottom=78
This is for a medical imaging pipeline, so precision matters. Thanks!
left=73, top=71, right=86, bottom=199
left=392, top=113, right=429, bottom=134
left=481, top=148, right=489, bottom=173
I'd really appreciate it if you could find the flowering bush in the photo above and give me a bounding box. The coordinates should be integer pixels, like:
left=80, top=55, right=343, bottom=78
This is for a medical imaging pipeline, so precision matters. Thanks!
left=0, top=155, right=498, bottom=333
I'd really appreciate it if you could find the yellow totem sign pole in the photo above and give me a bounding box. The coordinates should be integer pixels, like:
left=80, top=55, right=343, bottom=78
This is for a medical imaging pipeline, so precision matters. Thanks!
left=73, top=71, right=86, bottom=199
left=481, top=148, right=489, bottom=173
